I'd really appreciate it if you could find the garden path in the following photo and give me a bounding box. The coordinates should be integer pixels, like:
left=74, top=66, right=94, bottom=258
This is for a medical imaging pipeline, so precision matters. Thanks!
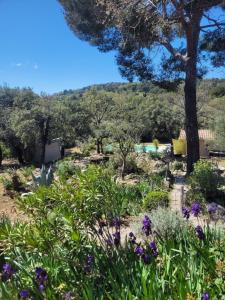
left=170, top=176, right=185, bottom=213
left=170, top=176, right=213, bottom=227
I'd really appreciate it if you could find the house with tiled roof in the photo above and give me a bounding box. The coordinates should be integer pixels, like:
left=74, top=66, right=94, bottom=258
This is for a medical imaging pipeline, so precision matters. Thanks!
left=178, top=129, right=215, bottom=157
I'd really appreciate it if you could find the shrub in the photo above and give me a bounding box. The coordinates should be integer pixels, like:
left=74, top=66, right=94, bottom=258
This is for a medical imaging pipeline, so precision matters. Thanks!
left=189, top=160, right=222, bottom=198
left=18, top=165, right=143, bottom=225
left=0, top=176, right=14, bottom=191
left=185, top=189, right=206, bottom=210
left=172, top=160, right=184, bottom=171
left=20, top=166, right=35, bottom=179
left=56, top=160, right=77, bottom=179
left=149, top=151, right=162, bottom=160
left=143, top=190, right=169, bottom=210
left=0, top=172, right=24, bottom=192
left=148, top=174, right=165, bottom=191
left=149, top=207, right=189, bottom=241
left=0, top=142, right=12, bottom=159
left=211, top=83, right=225, bottom=97
left=80, top=139, right=96, bottom=156
left=106, top=154, right=139, bottom=176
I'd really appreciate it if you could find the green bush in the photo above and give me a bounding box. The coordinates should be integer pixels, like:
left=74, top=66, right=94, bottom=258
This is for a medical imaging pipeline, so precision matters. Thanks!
left=185, top=189, right=206, bottom=209
left=0, top=142, right=12, bottom=159
left=143, top=190, right=169, bottom=210
left=18, top=165, right=143, bottom=225
left=149, top=151, right=162, bottom=160
left=0, top=176, right=14, bottom=190
left=56, top=159, right=77, bottom=179
left=189, top=160, right=222, bottom=198
left=211, top=83, right=225, bottom=97
left=106, top=154, right=139, bottom=176
left=80, top=139, right=96, bottom=156
left=172, top=160, right=183, bottom=171
left=20, top=165, right=35, bottom=179
left=148, top=174, right=165, bottom=191
left=0, top=171, right=24, bottom=192
left=150, top=207, right=188, bottom=241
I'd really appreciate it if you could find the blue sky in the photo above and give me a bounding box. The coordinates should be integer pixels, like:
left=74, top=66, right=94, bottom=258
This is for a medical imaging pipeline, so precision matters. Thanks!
left=0, top=0, right=125, bottom=94
left=0, top=0, right=224, bottom=94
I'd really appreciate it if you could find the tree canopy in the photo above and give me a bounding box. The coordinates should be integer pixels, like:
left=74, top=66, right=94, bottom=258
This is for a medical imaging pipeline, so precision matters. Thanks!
left=59, top=0, right=225, bottom=173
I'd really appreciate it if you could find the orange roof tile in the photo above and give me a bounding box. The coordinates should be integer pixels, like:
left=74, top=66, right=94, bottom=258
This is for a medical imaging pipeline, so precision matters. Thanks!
left=179, top=129, right=215, bottom=140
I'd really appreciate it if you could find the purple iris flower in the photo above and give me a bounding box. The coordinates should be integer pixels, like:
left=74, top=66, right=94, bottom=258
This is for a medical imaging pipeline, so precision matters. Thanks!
left=19, top=290, right=30, bottom=299
left=191, top=202, right=201, bottom=217
left=65, top=291, right=73, bottom=300
left=39, top=284, right=45, bottom=291
left=129, top=232, right=137, bottom=244
left=182, top=207, right=190, bottom=219
left=135, top=245, right=144, bottom=256
left=142, top=215, right=152, bottom=236
left=84, top=255, right=94, bottom=273
left=201, top=292, right=210, bottom=300
left=149, top=241, right=158, bottom=257
left=142, top=254, right=151, bottom=264
left=35, top=267, right=48, bottom=291
left=113, top=217, right=121, bottom=230
left=2, top=263, right=15, bottom=280
left=113, top=231, right=121, bottom=246
left=195, top=225, right=205, bottom=240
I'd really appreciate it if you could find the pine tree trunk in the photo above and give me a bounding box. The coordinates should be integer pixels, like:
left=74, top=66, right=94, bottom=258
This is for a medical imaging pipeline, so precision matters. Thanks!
left=184, top=74, right=199, bottom=174
left=184, top=19, right=201, bottom=175
left=15, top=147, right=24, bottom=164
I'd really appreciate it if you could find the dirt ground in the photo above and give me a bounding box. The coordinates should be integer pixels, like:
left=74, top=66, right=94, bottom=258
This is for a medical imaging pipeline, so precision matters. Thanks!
left=0, top=159, right=28, bottom=222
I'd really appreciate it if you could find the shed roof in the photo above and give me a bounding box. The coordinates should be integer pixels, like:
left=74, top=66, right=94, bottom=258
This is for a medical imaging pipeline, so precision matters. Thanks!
left=179, top=129, right=215, bottom=140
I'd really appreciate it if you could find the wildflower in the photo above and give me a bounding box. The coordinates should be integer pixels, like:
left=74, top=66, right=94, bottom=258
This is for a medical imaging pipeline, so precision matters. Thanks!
left=191, top=202, right=201, bottom=217
left=2, top=263, right=15, bottom=281
left=182, top=207, right=190, bottom=219
left=19, top=290, right=30, bottom=299
left=195, top=225, right=205, bottom=240
left=106, top=238, right=113, bottom=246
left=216, top=260, right=225, bottom=273
left=201, top=292, right=210, bottom=300
left=113, top=217, right=121, bottom=230
left=207, top=203, right=218, bottom=214
left=142, top=215, right=152, bottom=236
left=113, top=231, right=120, bottom=246
left=186, top=294, right=196, bottom=300
left=35, top=267, right=48, bottom=291
left=39, top=284, right=45, bottom=291
left=149, top=241, right=158, bottom=257
left=65, top=291, right=73, bottom=300
left=135, top=245, right=144, bottom=256
left=84, top=255, right=94, bottom=273
left=142, top=254, right=151, bottom=264
left=129, top=232, right=137, bottom=244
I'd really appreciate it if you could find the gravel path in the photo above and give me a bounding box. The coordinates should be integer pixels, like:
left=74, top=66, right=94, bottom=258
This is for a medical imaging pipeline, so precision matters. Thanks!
left=170, top=176, right=185, bottom=213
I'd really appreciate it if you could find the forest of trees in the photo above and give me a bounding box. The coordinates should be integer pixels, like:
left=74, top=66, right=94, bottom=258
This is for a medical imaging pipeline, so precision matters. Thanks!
left=0, top=79, right=225, bottom=165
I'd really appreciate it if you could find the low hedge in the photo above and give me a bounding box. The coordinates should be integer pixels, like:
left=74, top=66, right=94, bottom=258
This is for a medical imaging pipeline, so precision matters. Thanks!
left=143, top=191, right=169, bottom=211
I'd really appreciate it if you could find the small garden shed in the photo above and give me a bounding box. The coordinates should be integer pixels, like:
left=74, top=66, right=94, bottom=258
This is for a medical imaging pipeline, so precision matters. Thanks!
left=34, top=138, right=63, bottom=164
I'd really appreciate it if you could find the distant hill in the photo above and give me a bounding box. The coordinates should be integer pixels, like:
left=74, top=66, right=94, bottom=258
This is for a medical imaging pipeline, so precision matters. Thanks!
left=55, top=79, right=225, bottom=98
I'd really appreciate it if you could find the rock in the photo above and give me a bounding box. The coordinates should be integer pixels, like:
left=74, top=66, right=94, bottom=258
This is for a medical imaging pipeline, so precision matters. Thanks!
left=21, top=192, right=34, bottom=198
left=207, top=202, right=225, bottom=219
